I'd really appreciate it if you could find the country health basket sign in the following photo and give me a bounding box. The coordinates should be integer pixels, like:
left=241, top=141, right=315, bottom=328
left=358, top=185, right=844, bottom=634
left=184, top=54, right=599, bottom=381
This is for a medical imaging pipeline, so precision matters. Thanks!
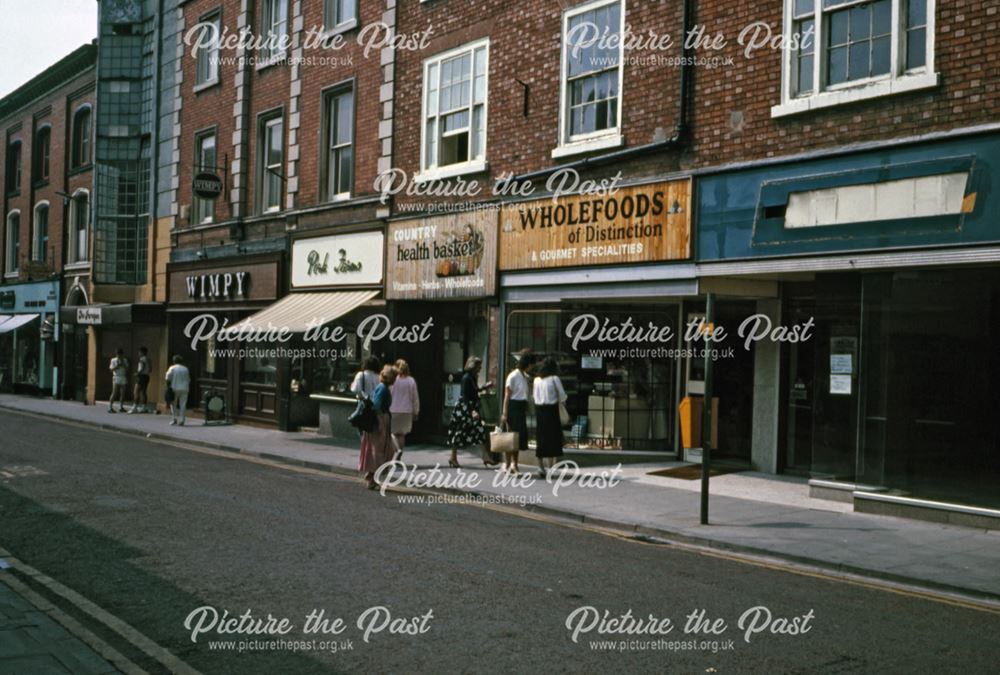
left=386, top=210, right=497, bottom=300
left=498, top=178, right=692, bottom=271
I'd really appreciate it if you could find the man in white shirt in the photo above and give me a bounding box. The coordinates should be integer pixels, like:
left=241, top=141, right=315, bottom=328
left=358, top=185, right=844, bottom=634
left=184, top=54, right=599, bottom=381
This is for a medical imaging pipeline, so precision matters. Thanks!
left=108, top=348, right=129, bottom=413
left=164, top=355, right=191, bottom=426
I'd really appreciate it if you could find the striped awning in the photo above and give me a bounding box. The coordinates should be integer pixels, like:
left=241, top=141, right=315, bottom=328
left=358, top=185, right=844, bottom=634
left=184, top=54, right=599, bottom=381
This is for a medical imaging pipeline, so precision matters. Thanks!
left=233, top=290, right=378, bottom=334
left=0, top=314, right=39, bottom=334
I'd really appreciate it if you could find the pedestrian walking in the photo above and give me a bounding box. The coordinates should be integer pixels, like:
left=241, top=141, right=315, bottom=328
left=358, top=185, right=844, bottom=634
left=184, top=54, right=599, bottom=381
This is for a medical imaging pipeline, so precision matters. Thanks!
left=164, top=355, right=191, bottom=426
left=447, top=356, right=496, bottom=468
left=500, top=349, right=534, bottom=473
left=533, top=356, right=567, bottom=477
left=359, top=364, right=398, bottom=490
left=130, top=346, right=151, bottom=413
left=351, top=356, right=381, bottom=400
left=389, top=359, right=419, bottom=460
left=108, top=348, right=129, bottom=413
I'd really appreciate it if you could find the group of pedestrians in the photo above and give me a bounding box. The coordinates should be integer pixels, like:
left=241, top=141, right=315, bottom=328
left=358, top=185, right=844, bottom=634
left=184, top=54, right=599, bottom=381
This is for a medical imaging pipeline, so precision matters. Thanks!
left=353, top=349, right=567, bottom=489
left=451, top=350, right=566, bottom=477
left=352, top=357, right=420, bottom=490
left=106, top=347, right=191, bottom=427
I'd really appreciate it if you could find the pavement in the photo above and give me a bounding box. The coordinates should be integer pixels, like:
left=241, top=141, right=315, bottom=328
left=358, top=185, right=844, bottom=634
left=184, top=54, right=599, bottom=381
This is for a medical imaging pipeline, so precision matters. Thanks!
left=0, top=565, right=119, bottom=675
left=2, top=393, right=999, bottom=602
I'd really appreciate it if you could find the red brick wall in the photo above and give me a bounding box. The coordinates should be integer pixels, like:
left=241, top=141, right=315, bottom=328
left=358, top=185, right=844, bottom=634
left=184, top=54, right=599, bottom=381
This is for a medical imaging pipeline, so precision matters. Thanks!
left=392, top=0, right=685, bottom=209
left=175, top=0, right=387, bottom=252
left=389, top=0, right=999, bottom=209
left=684, top=0, right=1000, bottom=169
left=178, top=0, right=242, bottom=229
left=0, top=72, right=95, bottom=282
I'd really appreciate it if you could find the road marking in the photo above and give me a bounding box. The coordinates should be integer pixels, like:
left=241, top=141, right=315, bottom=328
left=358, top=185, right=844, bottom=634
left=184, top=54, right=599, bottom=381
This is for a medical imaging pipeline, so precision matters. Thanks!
left=0, top=464, right=48, bottom=479
left=4, top=555, right=202, bottom=675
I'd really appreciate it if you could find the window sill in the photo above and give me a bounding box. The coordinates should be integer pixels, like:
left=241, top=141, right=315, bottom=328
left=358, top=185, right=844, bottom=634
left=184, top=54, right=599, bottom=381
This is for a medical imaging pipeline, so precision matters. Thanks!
left=3, top=271, right=19, bottom=280
left=551, top=133, right=624, bottom=159
left=32, top=179, right=50, bottom=189
left=255, top=53, right=288, bottom=73
left=193, top=78, right=220, bottom=94
left=771, top=72, right=940, bottom=118
left=321, top=18, right=358, bottom=40
left=415, top=159, right=488, bottom=183
left=68, top=164, right=92, bottom=177
left=64, top=261, right=91, bottom=271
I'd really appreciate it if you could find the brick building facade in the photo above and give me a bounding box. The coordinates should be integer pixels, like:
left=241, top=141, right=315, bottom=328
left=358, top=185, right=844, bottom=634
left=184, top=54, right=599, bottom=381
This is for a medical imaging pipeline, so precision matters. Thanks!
left=0, top=43, right=97, bottom=398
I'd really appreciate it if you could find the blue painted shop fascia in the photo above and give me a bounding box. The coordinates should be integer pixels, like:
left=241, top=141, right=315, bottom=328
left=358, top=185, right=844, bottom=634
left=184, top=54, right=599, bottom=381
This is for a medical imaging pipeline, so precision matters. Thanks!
left=696, top=134, right=997, bottom=261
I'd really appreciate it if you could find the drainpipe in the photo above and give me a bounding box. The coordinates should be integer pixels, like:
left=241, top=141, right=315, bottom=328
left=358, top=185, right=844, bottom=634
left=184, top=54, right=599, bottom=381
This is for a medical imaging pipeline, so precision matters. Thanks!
left=498, top=0, right=693, bottom=187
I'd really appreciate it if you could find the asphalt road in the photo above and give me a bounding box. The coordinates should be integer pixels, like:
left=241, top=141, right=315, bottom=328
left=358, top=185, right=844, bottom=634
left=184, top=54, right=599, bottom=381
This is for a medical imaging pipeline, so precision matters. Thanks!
left=0, top=409, right=997, bottom=674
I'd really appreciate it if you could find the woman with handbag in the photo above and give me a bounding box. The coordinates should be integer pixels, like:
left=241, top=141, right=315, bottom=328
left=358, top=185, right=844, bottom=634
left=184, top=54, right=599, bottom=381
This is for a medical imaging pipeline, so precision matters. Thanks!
left=359, top=365, right=398, bottom=490
left=447, top=356, right=495, bottom=468
left=499, top=350, right=534, bottom=473
left=533, top=356, right=567, bottom=477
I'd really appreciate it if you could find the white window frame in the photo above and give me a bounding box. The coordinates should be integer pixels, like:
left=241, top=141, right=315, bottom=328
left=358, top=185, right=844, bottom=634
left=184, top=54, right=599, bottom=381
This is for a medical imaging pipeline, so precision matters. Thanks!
left=193, top=130, right=218, bottom=224
left=323, top=0, right=358, bottom=36
left=194, top=10, right=221, bottom=90
left=258, top=114, right=284, bottom=214
left=32, top=201, right=49, bottom=263
left=4, top=209, right=19, bottom=276
left=773, top=0, right=938, bottom=118
left=417, top=38, right=490, bottom=182
left=322, top=86, right=354, bottom=201
left=67, top=189, right=90, bottom=266
left=258, top=0, right=288, bottom=67
left=553, top=0, right=625, bottom=159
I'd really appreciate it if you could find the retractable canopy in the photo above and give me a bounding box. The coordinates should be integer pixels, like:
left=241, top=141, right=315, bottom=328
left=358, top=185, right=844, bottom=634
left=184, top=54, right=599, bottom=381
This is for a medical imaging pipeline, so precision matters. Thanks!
left=0, top=314, right=39, bottom=334
left=233, top=290, right=378, bottom=333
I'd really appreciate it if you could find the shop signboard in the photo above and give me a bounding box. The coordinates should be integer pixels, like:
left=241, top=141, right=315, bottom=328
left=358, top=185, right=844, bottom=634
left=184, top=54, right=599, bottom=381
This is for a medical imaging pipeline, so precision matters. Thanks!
left=76, top=307, right=102, bottom=325
left=498, top=178, right=692, bottom=271
left=168, top=260, right=280, bottom=305
left=386, top=211, right=497, bottom=300
left=291, top=231, right=384, bottom=289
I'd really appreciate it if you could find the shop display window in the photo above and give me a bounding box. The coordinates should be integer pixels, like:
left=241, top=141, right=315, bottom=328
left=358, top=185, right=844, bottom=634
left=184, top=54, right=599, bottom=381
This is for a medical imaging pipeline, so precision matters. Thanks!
left=506, top=305, right=677, bottom=451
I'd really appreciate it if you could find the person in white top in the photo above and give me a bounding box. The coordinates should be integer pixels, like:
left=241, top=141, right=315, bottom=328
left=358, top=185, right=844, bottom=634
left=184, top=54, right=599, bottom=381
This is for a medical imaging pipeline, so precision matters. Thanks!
left=164, top=355, right=191, bottom=426
left=351, top=356, right=381, bottom=400
left=500, top=350, right=534, bottom=473
left=532, top=356, right=567, bottom=477
left=108, top=348, right=129, bottom=413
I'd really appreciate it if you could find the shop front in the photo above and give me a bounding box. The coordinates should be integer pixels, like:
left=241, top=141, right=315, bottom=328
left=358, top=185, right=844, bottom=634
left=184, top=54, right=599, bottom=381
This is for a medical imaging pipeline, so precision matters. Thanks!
left=236, top=228, right=386, bottom=433
left=385, top=210, right=499, bottom=443
left=59, top=302, right=167, bottom=405
left=497, top=178, right=695, bottom=454
left=696, top=130, right=1000, bottom=511
left=0, top=279, right=59, bottom=396
left=166, top=254, right=284, bottom=426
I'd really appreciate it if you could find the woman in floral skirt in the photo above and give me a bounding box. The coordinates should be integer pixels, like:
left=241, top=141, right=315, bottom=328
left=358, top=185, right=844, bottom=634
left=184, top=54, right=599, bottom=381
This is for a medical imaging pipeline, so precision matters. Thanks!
left=447, top=356, right=495, bottom=468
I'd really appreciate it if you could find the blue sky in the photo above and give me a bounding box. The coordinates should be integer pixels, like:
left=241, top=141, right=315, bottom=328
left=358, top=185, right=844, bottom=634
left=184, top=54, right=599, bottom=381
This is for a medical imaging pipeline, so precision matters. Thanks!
left=0, top=0, right=98, bottom=98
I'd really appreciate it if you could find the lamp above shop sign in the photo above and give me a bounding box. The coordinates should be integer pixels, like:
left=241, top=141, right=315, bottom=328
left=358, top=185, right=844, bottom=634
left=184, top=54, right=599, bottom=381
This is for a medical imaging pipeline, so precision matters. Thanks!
left=193, top=172, right=223, bottom=200
left=291, top=231, right=384, bottom=289
left=498, top=178, right=692, bottom=271
left=386, top=210, right=497, bottom=300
